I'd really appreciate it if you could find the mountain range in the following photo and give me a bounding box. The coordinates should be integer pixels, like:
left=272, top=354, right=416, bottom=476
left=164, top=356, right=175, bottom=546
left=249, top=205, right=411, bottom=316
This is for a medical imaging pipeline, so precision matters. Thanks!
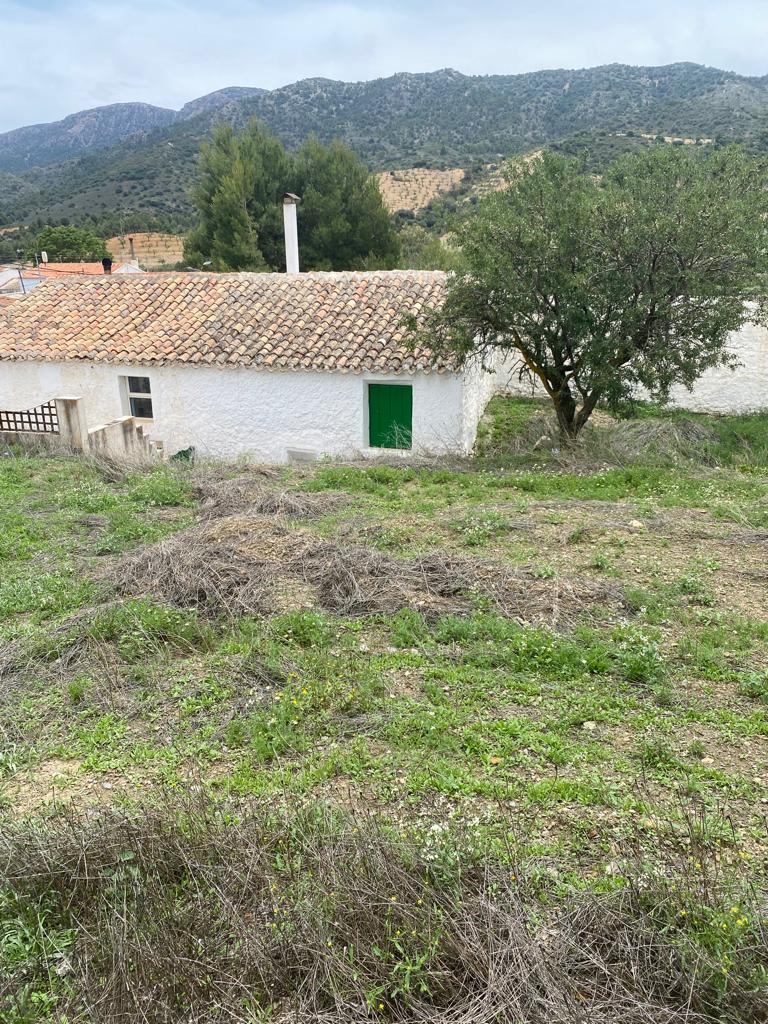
left=1, top=63, right=767, bottom=231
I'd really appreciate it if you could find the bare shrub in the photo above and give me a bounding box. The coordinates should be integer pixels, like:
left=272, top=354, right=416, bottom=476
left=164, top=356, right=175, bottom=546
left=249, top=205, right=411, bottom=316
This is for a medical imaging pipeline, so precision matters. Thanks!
left=248, top=489, right=349, bottom=520
left=197, top=474, right=274, bottom=518
left=110, top=519, right=288, bottom=617
left=0, top=796, right=764, bottom=1023
left=192, top=468, right=282, bottom=518
left=292, top=541, right=422, bottom=615
left=195, top=472, right=349, bottom=521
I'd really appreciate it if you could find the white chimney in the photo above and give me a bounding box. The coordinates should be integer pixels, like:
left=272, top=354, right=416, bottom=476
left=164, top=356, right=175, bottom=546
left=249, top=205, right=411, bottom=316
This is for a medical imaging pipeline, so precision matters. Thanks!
left=283, top=192, right=300, bottom=274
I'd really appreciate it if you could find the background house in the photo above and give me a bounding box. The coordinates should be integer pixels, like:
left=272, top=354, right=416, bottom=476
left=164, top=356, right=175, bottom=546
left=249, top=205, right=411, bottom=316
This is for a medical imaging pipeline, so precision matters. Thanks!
left=0, top=259, right=141, bottom=298
left=0, top=270, right=500, bottom=461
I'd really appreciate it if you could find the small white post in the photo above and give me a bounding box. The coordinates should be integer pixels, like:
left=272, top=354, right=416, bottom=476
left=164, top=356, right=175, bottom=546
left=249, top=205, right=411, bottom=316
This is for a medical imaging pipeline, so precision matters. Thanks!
left=283, top=193, right=301, bottom=274
left=54, top=396, right=88, bottom=451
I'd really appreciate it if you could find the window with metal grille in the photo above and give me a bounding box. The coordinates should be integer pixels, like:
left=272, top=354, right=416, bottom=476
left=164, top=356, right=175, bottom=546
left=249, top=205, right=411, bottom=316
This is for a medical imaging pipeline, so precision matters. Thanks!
left=125, top=376, right=153, bottom=419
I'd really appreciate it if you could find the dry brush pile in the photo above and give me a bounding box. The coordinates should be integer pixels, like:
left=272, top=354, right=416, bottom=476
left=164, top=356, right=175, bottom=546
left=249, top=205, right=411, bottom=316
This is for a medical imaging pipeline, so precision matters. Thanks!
left=1, top=796, right=765, bottom=1024
left=111, top=477, right=625, bottom=628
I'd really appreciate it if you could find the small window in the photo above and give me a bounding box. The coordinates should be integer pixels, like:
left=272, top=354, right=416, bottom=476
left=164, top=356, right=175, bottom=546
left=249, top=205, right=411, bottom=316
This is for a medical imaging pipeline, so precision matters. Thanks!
left=126, top=376, right=153, bottom=419
left=368, top=383, right=412, bottom=449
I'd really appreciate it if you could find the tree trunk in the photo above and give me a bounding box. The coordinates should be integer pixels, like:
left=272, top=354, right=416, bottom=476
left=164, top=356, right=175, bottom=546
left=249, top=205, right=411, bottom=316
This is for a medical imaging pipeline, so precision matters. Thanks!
left=551, top=388, right=578, bottom=443
left=550, top=387, right=602, bottom=442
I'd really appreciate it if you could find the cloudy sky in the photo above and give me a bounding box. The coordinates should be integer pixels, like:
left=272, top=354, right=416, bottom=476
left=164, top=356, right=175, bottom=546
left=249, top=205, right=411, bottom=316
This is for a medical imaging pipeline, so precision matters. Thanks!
left=2, top=0, right=767, bottom=133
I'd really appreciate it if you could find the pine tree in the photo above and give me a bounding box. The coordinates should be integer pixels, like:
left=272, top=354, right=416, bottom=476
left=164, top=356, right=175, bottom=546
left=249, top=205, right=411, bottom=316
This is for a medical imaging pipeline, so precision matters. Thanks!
left=185, top=122, right=399, bottom=271
left=292, top=138, right=400, bottom=270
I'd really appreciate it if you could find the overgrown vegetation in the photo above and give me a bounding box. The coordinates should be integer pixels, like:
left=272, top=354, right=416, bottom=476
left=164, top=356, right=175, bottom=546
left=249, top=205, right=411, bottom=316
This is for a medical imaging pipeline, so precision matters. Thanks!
left=2, top=796, right=766, bottom=1023
left=1, top=399, right=767, bottom=1020
left=410, top=147, right=768, bottom=439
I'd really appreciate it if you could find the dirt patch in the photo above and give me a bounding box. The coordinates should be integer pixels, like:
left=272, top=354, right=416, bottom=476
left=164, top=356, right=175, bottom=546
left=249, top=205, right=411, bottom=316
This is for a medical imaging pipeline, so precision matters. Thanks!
left=3, top=757, right=104, bottom=817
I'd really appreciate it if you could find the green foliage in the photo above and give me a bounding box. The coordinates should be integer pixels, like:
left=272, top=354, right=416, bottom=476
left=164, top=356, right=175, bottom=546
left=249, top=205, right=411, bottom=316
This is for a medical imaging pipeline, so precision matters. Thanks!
left=0, top=890, right=75, bottom=1023
left=184, top=121, right=399, bottom=271
left=293, top=137, right=400, bottom=270
left=88, top=600, right=210, bottom=662
left=184, top=121, right=286, bottom=271
left=270, top=610, right=333, bottom=648
left=396, top=223, right=458, bottom=270
left=0, top=567, right=93, bottom=619
left=413, top=147, right=768, bottom=439
left=124, top=468, right=193, bottom=508
left=34, top=224, right=108, bottom=261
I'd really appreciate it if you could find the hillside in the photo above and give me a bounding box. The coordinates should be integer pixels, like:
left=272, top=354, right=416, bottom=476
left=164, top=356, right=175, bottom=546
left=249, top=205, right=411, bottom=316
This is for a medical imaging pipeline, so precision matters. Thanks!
left=0, top=102, right=178, bottom=172
left=105, top=231, right=185, bottom=268
left=2, top=62, right=768, bottom=230
left=376, top=167, right=466, bottom=212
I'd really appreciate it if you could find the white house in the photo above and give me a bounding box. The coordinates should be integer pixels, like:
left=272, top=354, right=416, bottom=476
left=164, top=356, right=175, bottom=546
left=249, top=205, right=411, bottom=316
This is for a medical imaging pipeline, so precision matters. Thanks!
left=0, top=270, right=499, bottom=462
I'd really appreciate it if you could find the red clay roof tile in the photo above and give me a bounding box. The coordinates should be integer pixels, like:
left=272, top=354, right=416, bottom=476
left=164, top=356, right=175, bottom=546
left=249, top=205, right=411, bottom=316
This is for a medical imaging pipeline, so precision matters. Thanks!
left=0, top=271, right=449, bottom=374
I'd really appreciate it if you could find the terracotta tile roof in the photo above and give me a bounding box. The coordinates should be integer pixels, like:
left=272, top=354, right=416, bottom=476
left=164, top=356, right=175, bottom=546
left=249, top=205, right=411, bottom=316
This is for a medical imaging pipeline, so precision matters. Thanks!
left=0, top=270, right=449, bottom=374
left=0, top=295, right=16, bottom=307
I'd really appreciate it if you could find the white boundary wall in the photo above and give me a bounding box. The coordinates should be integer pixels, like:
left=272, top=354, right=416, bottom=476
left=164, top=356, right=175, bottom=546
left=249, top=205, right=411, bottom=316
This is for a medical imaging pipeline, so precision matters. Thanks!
left=666, top=322, right=768, bottom=413
left=494, top=322, right=768, bottom=414
left=0, top=361, right=495, bottom=461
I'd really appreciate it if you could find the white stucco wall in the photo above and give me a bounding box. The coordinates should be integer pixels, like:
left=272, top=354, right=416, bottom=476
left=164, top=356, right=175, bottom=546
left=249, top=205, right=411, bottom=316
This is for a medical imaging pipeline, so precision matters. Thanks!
left=460, top=356, right=507, bottom=452
left=489, top=323, right=768, bottom=414
left=0, top=360, right=481, bottom=462
left=666, top=322, right=768, bottom=413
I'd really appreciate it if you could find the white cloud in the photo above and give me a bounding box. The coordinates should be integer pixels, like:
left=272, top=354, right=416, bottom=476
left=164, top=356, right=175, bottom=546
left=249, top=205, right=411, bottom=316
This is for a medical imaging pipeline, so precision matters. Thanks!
left=2, top=0, right=767, bottom=132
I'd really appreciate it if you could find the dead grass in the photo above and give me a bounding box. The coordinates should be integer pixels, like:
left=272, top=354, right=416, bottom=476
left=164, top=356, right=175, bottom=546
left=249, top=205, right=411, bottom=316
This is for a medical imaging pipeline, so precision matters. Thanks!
left=193, top=470, right=280, bottom=516
left=0, top=601, right=123, bottom=681
left=111, top=516, right=308, bottom=617
left=480, top=402, right=720, bottom=469
left=110, top=515, right=625, bottom=626
left=84, top=447, right=162, bottom=482
left=185, top=463, right=351, bottom=520
left=248, top=489, right=349, bottom=519
left=567, top=418, right=720, bottom=469
left=1, top=795, right=764, bottom=1024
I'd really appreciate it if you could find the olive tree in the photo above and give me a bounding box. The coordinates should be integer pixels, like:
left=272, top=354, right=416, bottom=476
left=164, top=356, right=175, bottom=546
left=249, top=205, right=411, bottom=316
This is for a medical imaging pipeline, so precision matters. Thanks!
left=409, top=147, right=768, bottom=439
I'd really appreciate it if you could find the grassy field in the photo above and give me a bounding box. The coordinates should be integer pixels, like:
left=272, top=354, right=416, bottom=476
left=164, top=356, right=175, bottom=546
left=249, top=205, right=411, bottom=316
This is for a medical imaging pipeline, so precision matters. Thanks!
left=1, top=398, right=767, bottom=1022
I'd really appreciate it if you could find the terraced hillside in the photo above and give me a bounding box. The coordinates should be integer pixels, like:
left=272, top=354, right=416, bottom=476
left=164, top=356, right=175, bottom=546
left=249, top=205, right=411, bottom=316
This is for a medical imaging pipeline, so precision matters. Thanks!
left=376, top=167, right=466, bottom=213
left=106, top=231, right=185, bottom=269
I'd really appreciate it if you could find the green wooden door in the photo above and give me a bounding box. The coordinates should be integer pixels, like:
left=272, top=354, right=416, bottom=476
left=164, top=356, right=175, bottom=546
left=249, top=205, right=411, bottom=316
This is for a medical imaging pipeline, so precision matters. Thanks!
left=368, top=383, right=413, bottom=449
